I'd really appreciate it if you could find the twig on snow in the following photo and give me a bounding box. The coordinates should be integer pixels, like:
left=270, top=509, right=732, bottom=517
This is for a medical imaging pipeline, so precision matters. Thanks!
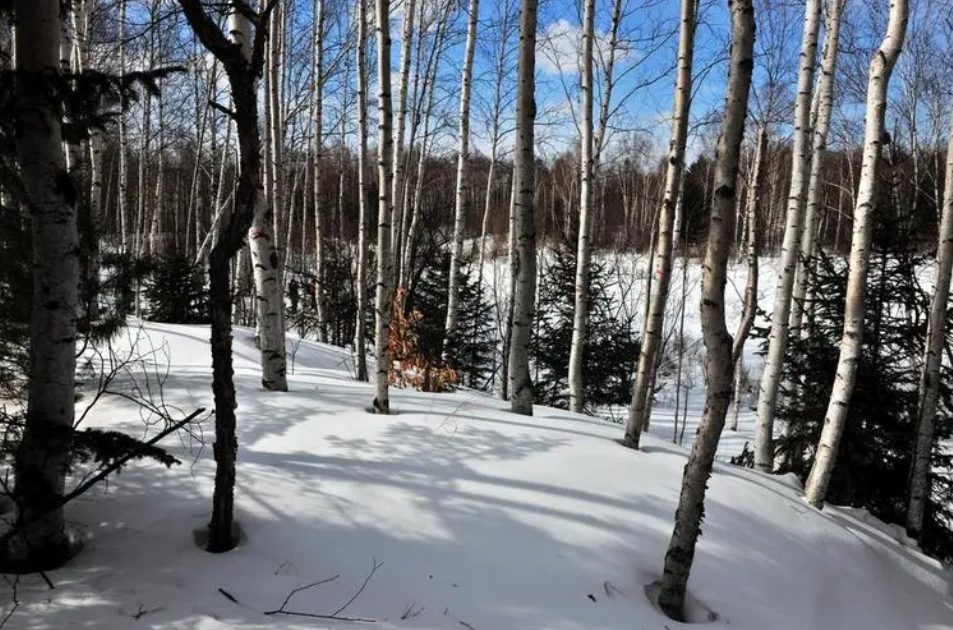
left=263, top=574, right=340, bottom=615
left=260, top=558, right=383, bottom=623
left=0, top=574, right=19, bottom=629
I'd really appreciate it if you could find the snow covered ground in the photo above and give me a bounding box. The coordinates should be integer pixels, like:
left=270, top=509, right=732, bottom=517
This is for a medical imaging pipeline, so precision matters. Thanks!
left=3, top=317, right=952, bottom=629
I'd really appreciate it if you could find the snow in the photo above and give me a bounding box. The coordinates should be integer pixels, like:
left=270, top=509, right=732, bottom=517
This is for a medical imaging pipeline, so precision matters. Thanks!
left=4, top=318, right=953, bottom=630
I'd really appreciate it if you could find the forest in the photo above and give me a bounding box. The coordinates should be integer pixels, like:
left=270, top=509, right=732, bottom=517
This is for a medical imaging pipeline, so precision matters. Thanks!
left=0, top=0, right=952, bottom=625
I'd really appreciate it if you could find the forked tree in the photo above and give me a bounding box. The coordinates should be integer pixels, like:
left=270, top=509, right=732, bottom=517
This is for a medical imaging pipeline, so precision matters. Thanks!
left=803, top=0, right=909, bottom=508
left=179, top=0, right=279, bottom=552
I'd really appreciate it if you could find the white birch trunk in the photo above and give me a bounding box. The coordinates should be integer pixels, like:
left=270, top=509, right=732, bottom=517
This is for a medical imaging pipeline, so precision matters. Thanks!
left=803, top=0, right=908, bottom=508
left=507, top=0, right=538, bottom=416
left=907, top=104, right=953, bottom=538
left=567, top=0, right=596, bottom=414
left=443, top=0, right=479, bottom=356
left=313, top=0, right=327, bottom=341
left=391, top=0, right=416, bottom=283
left=657, top=0, right=754, bottom=618
left=623, top=0, right=695, bottom=446
left=354, top=0, right=370, bottom=382
left=373, top=0, right=395, bottom=413
left=789, top=0, right=846, bottom=338
left=5, top=0, right=80, bottom=570
left=754, top=0, right=822, bottom=471
left=247, top=3, right=288, bottom=392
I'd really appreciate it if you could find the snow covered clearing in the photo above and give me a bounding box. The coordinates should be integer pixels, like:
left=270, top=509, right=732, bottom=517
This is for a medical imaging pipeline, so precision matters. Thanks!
left=3, top=316, right=952, bottom=630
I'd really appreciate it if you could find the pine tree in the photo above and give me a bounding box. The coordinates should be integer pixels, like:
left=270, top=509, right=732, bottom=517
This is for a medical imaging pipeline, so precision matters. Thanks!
left=532, top=244, right=639, bottom=413
left=767, top=217, right=953, bottom=563
left=404, top=252, right=495, bottom=392
left=144, top=254, right=210, bottom=324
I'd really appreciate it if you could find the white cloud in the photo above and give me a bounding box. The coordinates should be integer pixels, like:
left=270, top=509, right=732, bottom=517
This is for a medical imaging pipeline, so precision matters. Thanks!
left=536, top=18, right=637, bottom=76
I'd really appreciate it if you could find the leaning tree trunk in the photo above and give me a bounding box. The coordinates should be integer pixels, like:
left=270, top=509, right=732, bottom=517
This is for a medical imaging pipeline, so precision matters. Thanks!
left=789, top=0, right=846, bottom=339
left=507, top=0, right=538, bottom=416
left=656, top=0, right=754, bottom=619
left=373, top=0, right=395, bottom=414
left=907, top=102, right=953, bottom=539
left=566, top=0, right=596, bottom=414
left=443, top=0, right=479, bottom=358
left=354, top=0, right=370, bottom=382
left=623, top=0, right=695, bottom=446
left=3, top=0, right=80, bottom=572
left=754, top=0, right=822, bottom=472
left=803, top=0, right=908, bottom=508
left=179, top=0, right=276, bottom=553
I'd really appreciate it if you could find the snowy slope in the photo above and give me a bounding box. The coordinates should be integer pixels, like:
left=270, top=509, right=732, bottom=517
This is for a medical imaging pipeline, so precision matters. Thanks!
left=4, top=321, right=953, bottom=630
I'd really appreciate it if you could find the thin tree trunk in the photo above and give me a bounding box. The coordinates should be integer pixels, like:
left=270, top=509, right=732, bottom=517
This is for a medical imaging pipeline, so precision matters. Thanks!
left=803, top=0, right=908, bottom=508
left=354, top=0, right=370, bottom=382
left=755, top=0, right=822, bottom=471
left=507, top=0, right=538, bottom=416
left=623, top=0, right=695, bottom=447
left=729, top=124, right=767, bottom=432
left=732, top=124, right=767, bottom=366
left=373, top=0, right=395, bottom=413
left=313, top=0, right=327, bottom=342
left=443, top=0, right=479, bottom=357
left=567, top=0, right=596, bottom=414
left=656, top=0, right=754, bottom=618
left=907, top=103, right=953, bottom=539
left=789, top=0, right=846, bottom=338
left=391, top=0, right=416, bottom=284
left=3, top=0, right=80, bottom=571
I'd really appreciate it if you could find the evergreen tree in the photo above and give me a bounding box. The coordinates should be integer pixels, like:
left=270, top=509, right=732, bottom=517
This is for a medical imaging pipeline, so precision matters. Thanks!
left=752, top=214, right=953, bottom=563
left=532, top=243, right=639, bottom=413
left=405, top=251, right=495, bottom=391
left=143, top=254, right=210, bottom=324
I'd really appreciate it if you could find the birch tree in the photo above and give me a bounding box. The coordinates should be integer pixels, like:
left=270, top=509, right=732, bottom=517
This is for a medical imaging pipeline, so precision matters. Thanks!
left=313, top=0, right=328, bottom=342
left=789, top=0, right=847, bottom=337
left=566, top=0, right=596, bottom=414
left=907, top=103, right=953, bottom=539
left=443, top=0, right=479, bottom=355
left=118, top=0, right=130, bottom=253
left=754, top=0, right=822, bottom=472
left=803, top=0, right=909, bottom=508
left=391, top=0, right=416, bottom=283
left=179, top=0, right=278, bottom=552
left=354, top=0, right=370, bottom=382
left=622, top=0, right=695, bottom=445
left=251, top=0, right=289, bottom=392
left=373, top=0, right=395, bottom=414
left=656, top=0, right=754, bottom=617
left=3, top=0, right=81, bottom=571
left=508, top=0, right=538, bottom=415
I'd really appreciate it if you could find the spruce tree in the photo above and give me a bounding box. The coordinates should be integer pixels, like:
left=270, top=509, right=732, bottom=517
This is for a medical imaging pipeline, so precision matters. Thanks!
left=532, top=243, right=639, bottom=413
left=758, top=214, right=953, bottom=563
